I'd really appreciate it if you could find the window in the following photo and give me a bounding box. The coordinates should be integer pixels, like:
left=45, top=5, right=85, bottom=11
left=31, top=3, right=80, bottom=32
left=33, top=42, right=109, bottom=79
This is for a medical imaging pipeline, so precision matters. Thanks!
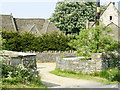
left=110, top=16, right=112, bottom=20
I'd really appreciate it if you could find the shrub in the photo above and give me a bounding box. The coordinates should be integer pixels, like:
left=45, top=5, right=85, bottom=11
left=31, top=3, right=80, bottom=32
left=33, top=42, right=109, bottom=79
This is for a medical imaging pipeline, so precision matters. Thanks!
left=90, top=68, right=120, bottom=82
left=2, top=60, right=42, bottom=86
left=99, top=68, right=120, bottom=82
left=2, top=30, right=74, bottom=51
left=69, top=25, right=118, bottom=57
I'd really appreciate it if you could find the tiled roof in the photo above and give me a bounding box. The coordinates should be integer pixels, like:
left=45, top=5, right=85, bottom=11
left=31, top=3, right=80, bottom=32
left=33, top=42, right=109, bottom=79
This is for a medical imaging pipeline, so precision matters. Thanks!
left=0, top=14, right=60, bottom=35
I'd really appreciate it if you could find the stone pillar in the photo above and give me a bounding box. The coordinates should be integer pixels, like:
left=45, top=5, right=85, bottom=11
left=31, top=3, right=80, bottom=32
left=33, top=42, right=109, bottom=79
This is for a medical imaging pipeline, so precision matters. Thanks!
left=91, top=53, right=103, bottom=71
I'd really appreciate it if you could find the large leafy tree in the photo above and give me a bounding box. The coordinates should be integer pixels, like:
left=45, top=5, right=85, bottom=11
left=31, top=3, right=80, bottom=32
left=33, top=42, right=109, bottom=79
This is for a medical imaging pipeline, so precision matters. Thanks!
left=49, top=2, right=96, bottom=34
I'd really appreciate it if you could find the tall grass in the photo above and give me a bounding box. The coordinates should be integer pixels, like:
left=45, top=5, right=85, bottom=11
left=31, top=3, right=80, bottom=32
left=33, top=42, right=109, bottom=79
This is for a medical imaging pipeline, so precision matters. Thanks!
left=98, top=68, right=120, bottom=82
left=50, top=68, right=119, bottom=84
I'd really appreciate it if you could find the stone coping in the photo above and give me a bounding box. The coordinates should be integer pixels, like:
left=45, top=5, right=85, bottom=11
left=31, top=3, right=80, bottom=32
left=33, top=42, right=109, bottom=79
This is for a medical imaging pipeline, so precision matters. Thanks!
left=0, top=50, right=36, bottom=57
left=62, top=56, right=85, bottom=60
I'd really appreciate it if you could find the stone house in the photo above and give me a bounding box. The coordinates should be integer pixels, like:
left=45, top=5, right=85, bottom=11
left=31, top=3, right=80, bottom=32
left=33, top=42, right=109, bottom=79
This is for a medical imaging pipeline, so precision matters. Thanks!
left=0, top=14, right=60, bottom=36
left=86, top=2, right=120, bottom=41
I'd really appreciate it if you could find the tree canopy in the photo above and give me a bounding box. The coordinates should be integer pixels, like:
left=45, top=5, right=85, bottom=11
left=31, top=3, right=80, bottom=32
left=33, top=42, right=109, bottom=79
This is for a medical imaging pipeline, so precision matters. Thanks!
left=49, top=2, right=96, bottom=34
left=68, top=25, right=118, bottom=57
left=49, top=2, right=107, bottom=34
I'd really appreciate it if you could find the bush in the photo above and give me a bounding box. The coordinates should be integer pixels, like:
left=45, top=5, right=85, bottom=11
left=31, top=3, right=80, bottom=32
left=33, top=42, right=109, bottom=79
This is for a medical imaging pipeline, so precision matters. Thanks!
left=2, top=60, right=42, bottom=86
left=2, top=30, right=74, bottom=51
left=90, top=68, right=120, bottom=82
left=99, top=68, right=120, bottom=82
left=69, top=25, right=118, bottom=57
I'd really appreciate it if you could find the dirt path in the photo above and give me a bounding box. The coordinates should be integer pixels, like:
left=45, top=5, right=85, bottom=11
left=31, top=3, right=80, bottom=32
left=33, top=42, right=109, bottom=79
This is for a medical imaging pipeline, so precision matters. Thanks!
left=37, top=63, right=103, bottom=88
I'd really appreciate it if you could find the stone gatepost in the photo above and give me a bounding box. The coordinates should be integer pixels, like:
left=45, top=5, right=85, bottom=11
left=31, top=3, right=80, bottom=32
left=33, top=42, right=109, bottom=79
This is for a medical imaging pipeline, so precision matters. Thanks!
left=56, top=53, right=106, bottom=74
left=91, top=53, right=103, bottom=72
left=0, top=50, right=37, bottom=70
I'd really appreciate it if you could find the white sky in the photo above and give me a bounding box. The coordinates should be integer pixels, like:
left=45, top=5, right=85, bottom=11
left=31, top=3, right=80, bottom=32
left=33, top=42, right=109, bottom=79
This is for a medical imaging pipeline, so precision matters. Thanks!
left=0, top=0, right=119, bottom=19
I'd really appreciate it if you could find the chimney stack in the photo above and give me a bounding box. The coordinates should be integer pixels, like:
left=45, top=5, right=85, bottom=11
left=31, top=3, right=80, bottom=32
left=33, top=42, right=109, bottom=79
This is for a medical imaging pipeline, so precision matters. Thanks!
left=113, top=2, right=115, bottom=5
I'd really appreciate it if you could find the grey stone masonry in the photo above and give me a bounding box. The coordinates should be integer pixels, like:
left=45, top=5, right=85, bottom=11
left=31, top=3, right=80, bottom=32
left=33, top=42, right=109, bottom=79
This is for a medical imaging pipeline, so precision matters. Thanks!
left=56, top=53, right=116, bottom=74
left=35, top=51, right=76, bottom=63
left=0, top=50, right=37, bottom=70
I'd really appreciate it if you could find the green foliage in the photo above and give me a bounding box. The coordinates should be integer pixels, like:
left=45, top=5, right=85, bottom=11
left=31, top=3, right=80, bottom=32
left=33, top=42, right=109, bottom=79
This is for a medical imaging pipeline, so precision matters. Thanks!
left=69, top=25, right=118, bottom=57
left=37, top=31, right=74, bottom=51
left=49, top=2, right=96, bottom=34
left=0, top=35, right=2, bottom=50
left=103, top=53, right=119, bottom=68
left=49, top=2, right=106, bottom=34
left=100, top=5, right=107, bottom=15
left=92, top=68, right=120, bottom=82
left=2, top=60, right=43, bottom=86
left=2, top=30, right=74, bottom=51
left=2, top=30, right=21, bottom=51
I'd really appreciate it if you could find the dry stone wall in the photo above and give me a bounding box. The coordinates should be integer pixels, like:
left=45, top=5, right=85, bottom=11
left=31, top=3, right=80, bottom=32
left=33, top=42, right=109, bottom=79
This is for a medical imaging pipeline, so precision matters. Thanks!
left=36, top=51, right=76, bottom=63
left=0, top=50, right=37, bottom=70
left=56, top=53, right=119, bottom=74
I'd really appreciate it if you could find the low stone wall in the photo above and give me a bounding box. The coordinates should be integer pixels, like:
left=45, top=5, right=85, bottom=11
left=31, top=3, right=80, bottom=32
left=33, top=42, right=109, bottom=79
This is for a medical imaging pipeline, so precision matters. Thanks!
left=56, top=53, right=105, bottom=74
left=36, top=51, right=76, bottom=63
left=0, top=50, right=37, bottom=69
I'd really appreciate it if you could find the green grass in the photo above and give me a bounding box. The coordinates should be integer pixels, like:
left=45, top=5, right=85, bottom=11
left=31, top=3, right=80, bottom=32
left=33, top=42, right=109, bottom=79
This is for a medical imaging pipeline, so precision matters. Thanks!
left=2, top=84, right=46, bottom=88
left=1, top=78, right=47, bottom=88
left=50, top=68, right=119, bottom=85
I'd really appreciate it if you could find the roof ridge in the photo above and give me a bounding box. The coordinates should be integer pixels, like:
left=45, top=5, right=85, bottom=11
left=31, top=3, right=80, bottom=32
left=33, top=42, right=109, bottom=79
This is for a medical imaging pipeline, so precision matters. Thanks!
left=100, top=2, right=120, bottom=17
left=15, top=18, right=45, bottom=20
left=11, top=16, right=17, bottom=31
left=0, top=14, right=11, bottom=16
left=40, top=19, right=49, bottom=33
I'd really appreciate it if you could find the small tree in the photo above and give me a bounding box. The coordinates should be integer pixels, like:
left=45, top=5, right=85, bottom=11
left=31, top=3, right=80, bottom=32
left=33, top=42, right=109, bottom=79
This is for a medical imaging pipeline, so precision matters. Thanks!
left=69, top=25, right=118, bottom=57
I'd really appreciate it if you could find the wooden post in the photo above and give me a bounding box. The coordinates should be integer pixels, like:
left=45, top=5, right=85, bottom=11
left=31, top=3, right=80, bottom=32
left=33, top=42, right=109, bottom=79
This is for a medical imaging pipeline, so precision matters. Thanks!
left=96, top=0, right=100, bottom=25
left=95, top=0, right=100, bottom=52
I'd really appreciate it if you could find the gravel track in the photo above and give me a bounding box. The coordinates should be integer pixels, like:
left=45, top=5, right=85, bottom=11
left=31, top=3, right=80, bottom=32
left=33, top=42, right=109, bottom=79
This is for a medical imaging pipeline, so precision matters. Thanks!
left=36, top=63, right=109, bottom=88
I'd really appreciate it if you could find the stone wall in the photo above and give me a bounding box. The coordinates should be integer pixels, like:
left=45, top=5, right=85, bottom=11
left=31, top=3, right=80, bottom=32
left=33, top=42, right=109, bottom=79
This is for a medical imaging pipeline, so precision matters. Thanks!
left=56, top=53, right=119, bottom=74
left=0, top=50, right=37, bottom=69
left=36, top=51, right=76, bottom=63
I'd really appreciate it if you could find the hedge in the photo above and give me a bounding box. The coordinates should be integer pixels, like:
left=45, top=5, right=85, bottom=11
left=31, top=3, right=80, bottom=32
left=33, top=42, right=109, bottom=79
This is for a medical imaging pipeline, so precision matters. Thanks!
left=2, top=30, right=74, bottom=52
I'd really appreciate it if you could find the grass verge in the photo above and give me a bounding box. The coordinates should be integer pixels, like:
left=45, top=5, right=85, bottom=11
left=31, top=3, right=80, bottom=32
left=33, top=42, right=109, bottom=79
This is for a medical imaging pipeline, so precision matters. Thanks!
left=50, top=68, right=119, bottom=85
left=1, top=79, right=46, bottom=88
left=2, top=83, right=46, bottom=88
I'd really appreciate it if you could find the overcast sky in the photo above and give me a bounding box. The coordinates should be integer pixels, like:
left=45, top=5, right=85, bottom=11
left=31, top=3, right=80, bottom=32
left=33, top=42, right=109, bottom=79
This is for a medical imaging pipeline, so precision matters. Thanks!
left=0, top=0, right=119, bottom=19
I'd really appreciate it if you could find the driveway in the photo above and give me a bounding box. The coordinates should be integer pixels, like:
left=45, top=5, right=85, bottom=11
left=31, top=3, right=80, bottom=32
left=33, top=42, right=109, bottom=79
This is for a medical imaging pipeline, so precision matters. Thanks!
left=37, top=63, right=118, bottom=88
